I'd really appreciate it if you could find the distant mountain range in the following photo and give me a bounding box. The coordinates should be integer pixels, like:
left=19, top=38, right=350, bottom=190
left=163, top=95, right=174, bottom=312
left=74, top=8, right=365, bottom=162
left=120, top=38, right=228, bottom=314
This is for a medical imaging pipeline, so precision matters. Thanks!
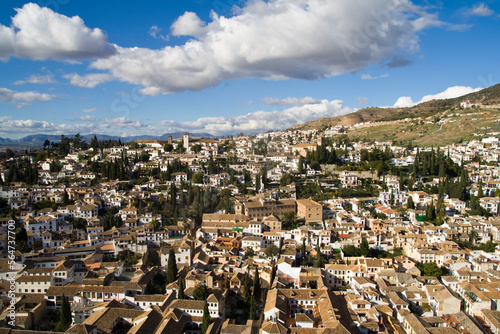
left=0, top=132, right=214, bottom=147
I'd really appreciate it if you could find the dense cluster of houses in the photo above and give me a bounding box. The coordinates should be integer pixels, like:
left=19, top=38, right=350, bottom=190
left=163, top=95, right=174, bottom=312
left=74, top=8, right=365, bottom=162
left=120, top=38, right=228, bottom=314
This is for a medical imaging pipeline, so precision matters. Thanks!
left=1, top=129, right=500, bottom=334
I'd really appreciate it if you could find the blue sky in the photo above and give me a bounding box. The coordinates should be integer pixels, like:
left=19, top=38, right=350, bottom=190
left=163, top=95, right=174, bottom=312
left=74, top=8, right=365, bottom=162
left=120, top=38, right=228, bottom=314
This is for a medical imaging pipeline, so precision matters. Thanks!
left=0, top=0, right=499, bottom=139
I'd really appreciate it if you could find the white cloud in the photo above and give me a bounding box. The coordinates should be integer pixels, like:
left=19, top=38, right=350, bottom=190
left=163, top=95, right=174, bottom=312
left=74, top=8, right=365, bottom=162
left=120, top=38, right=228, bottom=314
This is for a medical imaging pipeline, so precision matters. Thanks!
left=171, top=12, right=206, bottom=37
left=91, top=0, right=445, bottom=94
left=64, top=73, right=114, bottom=88
left=0, top=98, right=355, bottom=137
left=393, top=96, right=415, bottom=108
left=0, top=119, right=95, bottom=135
left=149, top=99, right=354, bottom=135
left=102, top=117, right=146, bottom=129
left=419, top=86, right=483, bottom=103
left=0, top=116, right=146, bottom=138
left=361, top=73, right=389, bottom=80
left=148, top=25, right=169, bottom=41
left=357, top=97, right=369, bottom=106
left=0, top=3, right=116, bottom=61
left=261, top=96, right=320, bottom=106
left=75, top=115, right=97, bottom=122
left=392, top=85, right=483, bottom=108
left=14, top=74, right=56, bottom=85
left=82, top=108, right=97, bottom=113
left=470, top=3, right=494, bottom=16
left=0, top=87, right=56, bottom=103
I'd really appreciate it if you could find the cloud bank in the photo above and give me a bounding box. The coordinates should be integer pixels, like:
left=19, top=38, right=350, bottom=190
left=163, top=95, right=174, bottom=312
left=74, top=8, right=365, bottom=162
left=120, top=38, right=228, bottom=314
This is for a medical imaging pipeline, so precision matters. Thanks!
left=392, top=85, right=483, bottom=108
left=14, top=74, right=56, bottom=85
left=260, top=96, right=321, bottom=106
left=1, top=84, right=488, bottom=138
left=0, top=3, right=116, bottom=61
left=90, top=0, right=445, bottom=94
left=64, top=73, right=114, bottom=88
left=0, top=87, right=56, bottom=103
left=0, top=99, right=354, bottom=137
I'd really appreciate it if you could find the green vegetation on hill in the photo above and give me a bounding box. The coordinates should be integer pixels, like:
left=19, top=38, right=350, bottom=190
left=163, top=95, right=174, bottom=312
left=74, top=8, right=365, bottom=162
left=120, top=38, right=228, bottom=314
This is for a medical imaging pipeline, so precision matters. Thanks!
left=292, top=84, right=500, bottom=146
left=347, top=107, right=500, bottom=146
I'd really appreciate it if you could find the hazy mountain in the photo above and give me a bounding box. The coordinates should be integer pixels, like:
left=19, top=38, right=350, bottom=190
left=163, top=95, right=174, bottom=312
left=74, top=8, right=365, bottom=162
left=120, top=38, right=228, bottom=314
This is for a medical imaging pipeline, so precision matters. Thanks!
left=0, top=132, right=214, bottom=147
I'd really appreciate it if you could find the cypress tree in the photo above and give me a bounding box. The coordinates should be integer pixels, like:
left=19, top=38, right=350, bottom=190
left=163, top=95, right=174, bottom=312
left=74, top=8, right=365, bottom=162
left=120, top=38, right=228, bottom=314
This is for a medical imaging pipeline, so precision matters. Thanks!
left=249, top=295, right=257, bottom=320
left=439, top=161, right=445, bottom=178
left=270, top=265, right=277, bottom=287
left=201, top=301, right=211, bottom=334
left=242, top=274, right=252, bottom=304
left=60, top=294, right=72, bottom=327
left=407, top=196, right=415, bottom=210
left=478, top=180, right=484, bottom=198
left=166, top=248, right=178, bottom=283
left=314, top=239, right=325, bottom=268
left=298, top=155, right=305, bottom=174
left=178, top=278, right=185, bottom=299
left=252, top=266, right=261, bottom=303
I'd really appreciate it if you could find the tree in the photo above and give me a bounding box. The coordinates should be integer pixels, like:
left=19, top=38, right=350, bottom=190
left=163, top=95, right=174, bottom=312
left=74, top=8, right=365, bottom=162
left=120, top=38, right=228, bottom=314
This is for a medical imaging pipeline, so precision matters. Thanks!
left=407, top=196, right=415, bottom=210
left=279, top=173, right=295, bottom=186
left=57, top=294, right=72, bottom=330
left=145, top=272, right=167, bottom=294
left=426, top=201, right=436, bottom=221
left=166, top=248, right=178, bottom=283
left=282, top=211, right=297, bottom=229
left=245, top=248, right=255, bottom=258
left=252, top=266, right=261, bottom=303
left=417, top=262, right=446, bottom=278
left=359, top=239, right=370, bottom=257
left=193, top=284, right=208, bottom=301
left=191, top=144, right=202, bottom=153
left=298, top=155, right=305, bottom=174
left=201, top=301, right=211, bottom=334
left=5, top=148, right=14, bottom=159
left=178, top=278, right=185, bottom=299
left=163, top=143, right=173, bottom=152
left=140, top=151, right=150, bottom=162
left=264, top=244, right=280, bottom=259
left=468, top=230, right=478, bottom=243
left=192, top=172, right=204, bottom=184
left=72, top=133, right=85, bottom=150
left=242, top=274, right=252, bottom=305
left=255, top=172, right=261, bottom=191
left=15, top=227, right=28, bottom=245
left=481, top=241, right=497, bottom=252
left=314, top=241, right=325, bottom=268
left=270, top=265, right=277, bottom=286
left=249, top=295, right=257, bottom=320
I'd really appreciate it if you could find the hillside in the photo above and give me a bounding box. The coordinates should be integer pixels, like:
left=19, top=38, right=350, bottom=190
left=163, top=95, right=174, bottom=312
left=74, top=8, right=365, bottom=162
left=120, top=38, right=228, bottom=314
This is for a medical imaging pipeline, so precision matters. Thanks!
left=347, top=108, right=500, bottom=146
left=293, top=83, right=500, bottom=132
left=293, top=84, right=500, bottom=145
